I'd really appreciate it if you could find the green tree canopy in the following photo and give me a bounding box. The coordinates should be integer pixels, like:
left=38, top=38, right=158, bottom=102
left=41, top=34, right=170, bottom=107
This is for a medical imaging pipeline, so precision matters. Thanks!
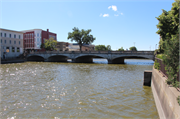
left=44, top=37, right=57, bottom=51
left=156, top=0, right=179, bottom=53
left=95, top=45, right=111, bottom=51
left=117, top=47, right=124, bottom=51
left=162, top=34, right=179, bottom=87
left=129, top=46, right=137, bottom=51
left=67, top=27, right=96, bottom=51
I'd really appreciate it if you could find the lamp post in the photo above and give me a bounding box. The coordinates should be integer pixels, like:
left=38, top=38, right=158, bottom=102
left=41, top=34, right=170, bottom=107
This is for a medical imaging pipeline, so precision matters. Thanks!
left=155, top=44, right=157, bottom=50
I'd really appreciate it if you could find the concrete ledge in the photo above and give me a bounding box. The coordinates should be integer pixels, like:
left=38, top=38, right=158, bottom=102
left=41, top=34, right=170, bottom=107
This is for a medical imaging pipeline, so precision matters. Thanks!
left=152, top=67, right=180, bottom=119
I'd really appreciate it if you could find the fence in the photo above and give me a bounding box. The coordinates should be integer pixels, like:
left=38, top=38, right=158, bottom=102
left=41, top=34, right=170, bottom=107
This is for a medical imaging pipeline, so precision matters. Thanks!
left=155, top=57, right=179, bottom=82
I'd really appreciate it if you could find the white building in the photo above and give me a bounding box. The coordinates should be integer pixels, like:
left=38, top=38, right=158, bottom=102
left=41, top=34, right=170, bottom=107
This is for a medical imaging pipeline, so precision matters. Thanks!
left=0, top=28, right=24, bottom=60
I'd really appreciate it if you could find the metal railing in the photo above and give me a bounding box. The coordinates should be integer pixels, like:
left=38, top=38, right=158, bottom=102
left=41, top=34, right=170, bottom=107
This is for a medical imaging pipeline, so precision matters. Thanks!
left=155, top=57, right=179, bottom=82
left=29, top=51, right=154, bottom=54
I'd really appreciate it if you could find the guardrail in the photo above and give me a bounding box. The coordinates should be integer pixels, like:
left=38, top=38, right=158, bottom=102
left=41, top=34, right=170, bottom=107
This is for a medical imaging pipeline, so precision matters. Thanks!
left=155, top=57, right=179, bottom=82
left=29, top=51, right=154, bottom=54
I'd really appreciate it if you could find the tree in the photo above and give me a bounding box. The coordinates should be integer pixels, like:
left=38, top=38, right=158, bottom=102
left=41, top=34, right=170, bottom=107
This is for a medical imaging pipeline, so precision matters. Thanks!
left=117, top=47, right=124, bottom=51
left=40, top=43, right=45, bottom=49
left=156, top=0, right=179, bottom=53
left=129, top=46, right=137, bottom=51
left=162, top=34, right=179, bottom=88
left=95, top=45, right=111, bottom=51
left=107, top=45, right=111, bottom=51
left=67, top=27, right=96, bottom=51
left=44, top=37, right=57, bottom=51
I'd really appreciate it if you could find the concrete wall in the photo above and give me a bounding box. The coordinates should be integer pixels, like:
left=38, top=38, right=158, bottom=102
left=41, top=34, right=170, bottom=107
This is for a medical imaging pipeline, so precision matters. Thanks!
left=151, top=67, right=180, bottom=119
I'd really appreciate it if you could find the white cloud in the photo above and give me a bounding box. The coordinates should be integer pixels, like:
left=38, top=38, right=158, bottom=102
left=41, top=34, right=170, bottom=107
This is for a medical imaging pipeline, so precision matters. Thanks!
left=108, top=6, right=112, bottom=9
left=103, top=14, right=109, bottom=17
left=108, top=5, right=117, bottom=11
left=120, top=13, right=123, bottom=15
left=111, top=5, right=117, bottom=11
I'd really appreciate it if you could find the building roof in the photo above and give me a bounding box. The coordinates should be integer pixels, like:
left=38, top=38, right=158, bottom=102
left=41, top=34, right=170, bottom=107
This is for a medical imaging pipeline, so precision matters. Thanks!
left=0, top=28, right=24, bottom=33
left=20, top=29, right=43, bottom=32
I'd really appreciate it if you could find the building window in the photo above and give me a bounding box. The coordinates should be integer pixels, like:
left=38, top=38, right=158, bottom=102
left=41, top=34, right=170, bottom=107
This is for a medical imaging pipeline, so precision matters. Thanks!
left=4, top=40, right=6, bottom=44
left=37, top=33, right=39, bottom=37
left=19, top=41, right=20, bottom=45
left=9, top=34, right=11, bottom=38
left=19, top=35, right=20, bottom=39
left=17, top=47, right=20, bottom=52
left=10, top=40, right=11, bottom=44
left=0, top=33, right=2, bottom=37
left=12, top=47, right=15, bottom=52
left=14, top=34, right=16, bottom=38
left=14, top=41, right=16, bottom=44
left=4, top=33, right=6, bottom=37
left=6, top=47, right=9, bottom=53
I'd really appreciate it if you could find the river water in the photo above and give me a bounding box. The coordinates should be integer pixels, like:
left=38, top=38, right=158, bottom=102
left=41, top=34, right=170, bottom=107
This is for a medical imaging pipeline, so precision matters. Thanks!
left=0, top=59, right=158, bottom=118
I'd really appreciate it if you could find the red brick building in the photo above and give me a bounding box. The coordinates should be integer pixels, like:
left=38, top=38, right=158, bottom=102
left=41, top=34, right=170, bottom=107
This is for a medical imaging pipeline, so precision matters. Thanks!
left=21, top=29, right=57, bottom=52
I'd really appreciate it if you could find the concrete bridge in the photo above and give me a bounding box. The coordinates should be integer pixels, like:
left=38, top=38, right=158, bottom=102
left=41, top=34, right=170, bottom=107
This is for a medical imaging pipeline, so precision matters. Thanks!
left=27, top=51, right=155, bottom=64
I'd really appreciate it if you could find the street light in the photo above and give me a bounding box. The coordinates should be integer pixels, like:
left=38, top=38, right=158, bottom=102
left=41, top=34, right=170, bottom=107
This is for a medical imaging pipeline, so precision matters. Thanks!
left=155, top=44, right=157, bottom=50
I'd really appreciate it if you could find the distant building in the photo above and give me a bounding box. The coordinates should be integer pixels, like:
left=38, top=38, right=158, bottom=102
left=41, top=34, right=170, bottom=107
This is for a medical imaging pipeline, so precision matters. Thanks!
left=21, top=29, right=57, bottom=52
left=56, top=42, right=69, bottom=51
left=67, top=43, right=95, bottom=51
left=0, top=28, right=24, bottom=59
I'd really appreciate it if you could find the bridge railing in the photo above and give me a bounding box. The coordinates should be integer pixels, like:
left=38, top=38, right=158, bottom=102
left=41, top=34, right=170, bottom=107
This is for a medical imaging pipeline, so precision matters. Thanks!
left=29, top=51, right=154, bottom=54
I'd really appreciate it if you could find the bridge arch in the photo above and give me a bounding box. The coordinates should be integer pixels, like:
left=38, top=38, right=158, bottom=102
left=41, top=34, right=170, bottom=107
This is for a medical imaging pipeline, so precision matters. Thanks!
left=27, top=55, right=45, bottom=62
left=111, top=55, right=154, bottom=64
left=48, top=55, right=68, bottom=62
left=74, top=55, right=107, bottom=63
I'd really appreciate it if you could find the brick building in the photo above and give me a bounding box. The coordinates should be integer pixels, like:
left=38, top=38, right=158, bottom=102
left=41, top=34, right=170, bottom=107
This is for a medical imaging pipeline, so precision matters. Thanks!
left=21, top=29, right=57, bottom=52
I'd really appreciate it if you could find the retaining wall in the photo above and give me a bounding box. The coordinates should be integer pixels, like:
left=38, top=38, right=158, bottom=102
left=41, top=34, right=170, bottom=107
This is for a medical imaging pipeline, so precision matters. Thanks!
left=151, top=67, right=180, bottom=119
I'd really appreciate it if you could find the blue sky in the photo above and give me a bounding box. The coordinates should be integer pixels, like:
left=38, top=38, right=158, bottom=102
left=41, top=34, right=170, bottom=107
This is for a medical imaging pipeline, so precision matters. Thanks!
left=0, top=0, right=175, bottom=50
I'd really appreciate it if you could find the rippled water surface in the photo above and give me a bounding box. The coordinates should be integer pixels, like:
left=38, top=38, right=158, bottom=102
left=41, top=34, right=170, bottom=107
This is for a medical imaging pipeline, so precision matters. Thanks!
left=0, top=59, right=158, bottom=118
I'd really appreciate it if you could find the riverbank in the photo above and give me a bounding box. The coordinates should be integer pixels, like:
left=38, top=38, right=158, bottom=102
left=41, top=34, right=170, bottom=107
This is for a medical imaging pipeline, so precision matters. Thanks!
left=1, top=58, right=26, bottom=64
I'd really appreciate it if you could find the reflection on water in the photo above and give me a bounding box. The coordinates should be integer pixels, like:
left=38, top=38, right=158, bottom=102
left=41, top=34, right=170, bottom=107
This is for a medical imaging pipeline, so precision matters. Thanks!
left=0, top=59, right=158, bottom=118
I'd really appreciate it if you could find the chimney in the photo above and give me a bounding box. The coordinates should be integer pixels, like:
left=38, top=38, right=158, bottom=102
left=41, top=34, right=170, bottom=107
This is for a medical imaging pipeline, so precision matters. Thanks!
left=47, top=29, right=49, bottom=32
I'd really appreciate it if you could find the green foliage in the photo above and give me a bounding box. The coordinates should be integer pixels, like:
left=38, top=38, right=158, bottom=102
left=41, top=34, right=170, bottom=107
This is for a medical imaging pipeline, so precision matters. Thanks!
left=177, top=96, right=180, bottom=106
left=163, top=34, right=179, bottom=88
left=156, top=0, right=179, bottom=53
left=40, top=43, right=45, bottom=49
left=117, top=47, right=124, bottom=51
left=154, top=60, right=160, bottom=70
left=95, top=45, right=111, bottom=51
left=156, top=54, right=164, bottom=59
left=129, top=46, right=137, bottom=51
left=67, top=27, right=96, bottom=51
left=44, top=37, right=57, bottom=51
